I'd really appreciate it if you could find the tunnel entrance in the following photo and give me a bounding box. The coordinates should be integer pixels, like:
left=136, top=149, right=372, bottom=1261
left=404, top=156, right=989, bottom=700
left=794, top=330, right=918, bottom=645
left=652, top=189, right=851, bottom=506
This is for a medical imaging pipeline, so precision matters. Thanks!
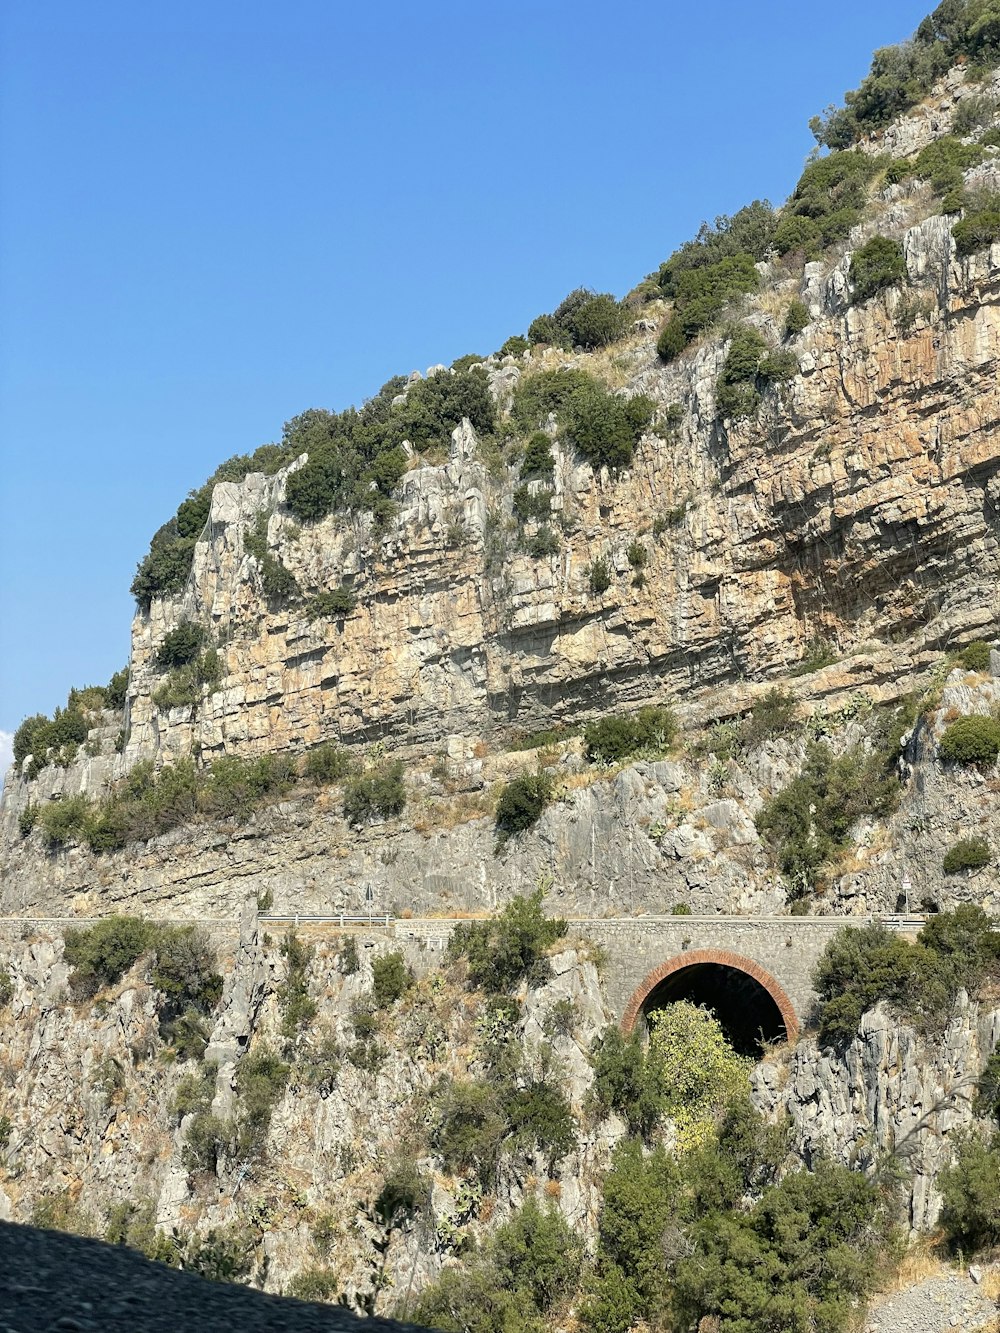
left=621, top=949, right=798, bottom=1057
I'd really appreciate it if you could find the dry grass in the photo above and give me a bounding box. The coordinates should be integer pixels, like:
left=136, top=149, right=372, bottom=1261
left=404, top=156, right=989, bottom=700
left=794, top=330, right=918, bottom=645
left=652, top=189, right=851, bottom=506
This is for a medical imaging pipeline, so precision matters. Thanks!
left=877, top=1238, right=949, bottom=1294
left=752, top=287, right=795, bottom=321
left=409, top=789, right=493, bottom=835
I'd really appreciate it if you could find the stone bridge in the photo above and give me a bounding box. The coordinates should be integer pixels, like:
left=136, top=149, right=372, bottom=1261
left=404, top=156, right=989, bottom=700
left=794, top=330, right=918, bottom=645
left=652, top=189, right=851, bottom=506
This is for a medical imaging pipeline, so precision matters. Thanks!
left=0, top=912, right=921, bottom=1056
left=392, top=914, right=923, bottom=1053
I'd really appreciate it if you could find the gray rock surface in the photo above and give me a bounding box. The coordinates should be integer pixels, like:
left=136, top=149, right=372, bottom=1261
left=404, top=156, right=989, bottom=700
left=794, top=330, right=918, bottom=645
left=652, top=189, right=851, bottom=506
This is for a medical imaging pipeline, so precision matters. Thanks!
left=0, top=1221, right=434, bottom=1332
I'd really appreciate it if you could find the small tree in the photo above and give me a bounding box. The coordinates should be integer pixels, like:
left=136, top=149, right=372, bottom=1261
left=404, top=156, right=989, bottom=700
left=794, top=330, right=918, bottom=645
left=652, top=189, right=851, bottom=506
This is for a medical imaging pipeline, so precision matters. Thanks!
left=939, top=1130, right=1000, bottom=1252
left=943, top=836, right=991, bottom=874
left=849, top=236, right=907, bottom=302
left=647, top=1002, right=751, bottom=1151
left=939, top=715, right=1000, bottom=766
left=371, top=950, right=413, bottom=1007
left=494, top=772, right=553, bottom=839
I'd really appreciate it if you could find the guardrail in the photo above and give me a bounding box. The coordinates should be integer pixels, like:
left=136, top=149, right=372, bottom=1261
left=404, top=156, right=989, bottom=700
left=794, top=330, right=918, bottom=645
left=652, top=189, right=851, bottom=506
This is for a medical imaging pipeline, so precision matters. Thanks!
left=260, top=913, right=394, bottom=927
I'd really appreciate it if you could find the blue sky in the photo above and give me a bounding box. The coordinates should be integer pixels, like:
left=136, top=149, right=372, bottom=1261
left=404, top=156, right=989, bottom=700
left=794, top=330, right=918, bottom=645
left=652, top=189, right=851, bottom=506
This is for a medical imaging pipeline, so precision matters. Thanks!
left=0, top=0, right=930, bottom=764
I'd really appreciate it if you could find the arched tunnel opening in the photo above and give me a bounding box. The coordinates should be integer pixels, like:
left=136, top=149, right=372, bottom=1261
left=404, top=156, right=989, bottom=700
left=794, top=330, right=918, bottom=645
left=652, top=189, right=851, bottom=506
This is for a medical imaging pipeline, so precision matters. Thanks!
left=639, top=962, right=790, bottom=1058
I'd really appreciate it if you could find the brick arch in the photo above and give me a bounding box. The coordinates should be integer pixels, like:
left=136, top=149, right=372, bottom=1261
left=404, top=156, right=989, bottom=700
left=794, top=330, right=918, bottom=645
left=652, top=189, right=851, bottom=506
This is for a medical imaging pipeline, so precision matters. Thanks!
left=620, top=948, right=799, bottom=1042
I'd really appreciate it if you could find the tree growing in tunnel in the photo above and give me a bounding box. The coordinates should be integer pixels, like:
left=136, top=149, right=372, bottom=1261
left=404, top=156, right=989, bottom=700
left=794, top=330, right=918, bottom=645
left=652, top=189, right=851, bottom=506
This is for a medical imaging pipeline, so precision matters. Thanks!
left=648, top=1002, right=752, bottom=1152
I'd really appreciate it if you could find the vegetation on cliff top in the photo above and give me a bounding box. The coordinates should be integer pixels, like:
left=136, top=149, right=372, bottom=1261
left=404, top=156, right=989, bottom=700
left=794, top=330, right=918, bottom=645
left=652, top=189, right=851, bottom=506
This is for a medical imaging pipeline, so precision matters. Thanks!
left=812, top=904, right=1000, bottom=1044
left=811, top=0, right=1000, bottom=148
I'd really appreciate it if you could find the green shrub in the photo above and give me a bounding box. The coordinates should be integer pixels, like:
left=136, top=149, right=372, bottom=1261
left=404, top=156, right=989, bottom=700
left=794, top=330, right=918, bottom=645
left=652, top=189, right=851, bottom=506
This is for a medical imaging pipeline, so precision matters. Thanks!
left=626, top=540, right=647, bottom=570
left=527, top=288, right=629, bottom=353
left=339, top=936, right=360, bottom=975
left=581, top=1136, right=677, bottom=1329
left=303, top=742, right=352, bottom=784
left=499, top=334, right=530, bottom=358
left=105, top=1199, right=180, bottom=1265
left=18, top=803, right=39, bottom=839
left=981, top=126, right=1000, bottom=148
left=232, top=1044, right=290, bottom=1158
left=244, top=515, right=299, bottom=603
left=493, top=772, right=554, bottom=840
left=182, top=1224, right=256, bottom=1282
left=939, top=1130, right=1000, bottom=1253
left=656, top=252, right=761, bottom=362
left=506, top=1080, right=577, bottom=1168
left=588, top=1027, right=667, bottom=1139
left=655, top=202, right=775, bottom=298
left=646, top=1002, right=751, bottom=1152
left=0, top=968, right=12, bottom=1007
left=759, top=348, right=799, bottom=381
left=172, top=1062, right=217, bottom=1121
left=849, top=235, right=907, bottom=302
left=527, top=526, right=560, bottom=558
left=200, top=752, right=297, bottom=821
left=784, top=298, right=810, bottom=337
left=155, top=621, right=205, bottom=668
left=130, top=442, right=301, bottom=608
left=414, top=1198, right=582, bottom=1332
left=943, top=835, right=991, bottom=873
left=939, top=714, right=1000, bottom=765
left=588, top=557, right=612, bottom=594
left=152, top=650, right=222, bottom=710
left=773, top=214, right=822, bottom=257
left=104, top=667, right=129, bottom=710
left=814, top=906, right=1000, bottom=1044
left=512, top=484, right=553, bottom=522
left=520, top=432, right=555, bottom=480
left=13, top=714, right=54, bottom=766
left=286, top=1267, right=338, bottom=1301
left=565, top=386, right=653, bottom=472
left=781, top=150, right=882, bottom=251
left=375, top=1158, right=429, bottom=1226
left=371, top=950, right=413, bottom=1007
left=716, top=325, right=765, bottom=418
left=182, top=1109, right=230, bottom=1173
left=308, top=587, right=356, bottom=619
left=342, top=760, right=406, bottom=824
left=278, top=931, right=317, bottom=1039
left=36, top=794, right=92, bottom=847
left=433, top=1078, right=509, bottom=1185
left=672, top=1158, right=885, bottom=1333
left=295, top=1031, right=341, bottom=1093
left=791, top=635, right=838, bottom=676
left=560, top=292, right=627, bottom=349
left=957, top=640, right=993, bottom=670
left=584, top=706, right=677, bottom=764
left=131, top=530, right=198, bottom=609
left=511, top=368, right=596, bottom=432
left=64, top=916, right=155, bottom=997
left=527, top=312, right=572, bottom=349
left=888, top=135, right=985, bottom=193
left=956, top=92, right=999, bottom=134
left=279, top=371, right=491, bottom=529
left=448, top=891, right=566, bottom=993
left=151, top=925, right=223, bottom=1045
left=740, top=687, right=799, bottom=749
left=756, top=741, right=901, bottom=898
left=978, top=1050, right=1000, bottom=1126
left=953, top=203, right=1000, bottom=254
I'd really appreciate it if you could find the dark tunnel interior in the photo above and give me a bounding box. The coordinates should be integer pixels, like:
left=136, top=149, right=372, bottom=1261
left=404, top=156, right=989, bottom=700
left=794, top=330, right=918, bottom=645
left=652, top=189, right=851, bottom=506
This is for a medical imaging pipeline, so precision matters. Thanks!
left=641, top=962, right=788, bottom=1057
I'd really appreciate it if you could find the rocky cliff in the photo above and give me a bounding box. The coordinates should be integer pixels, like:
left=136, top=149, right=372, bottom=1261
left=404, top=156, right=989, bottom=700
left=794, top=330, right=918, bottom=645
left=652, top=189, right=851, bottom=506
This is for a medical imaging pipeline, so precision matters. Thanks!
left=2, top=46, right=1000, bottom=1331
left=2, top=71, right=999, bottom=926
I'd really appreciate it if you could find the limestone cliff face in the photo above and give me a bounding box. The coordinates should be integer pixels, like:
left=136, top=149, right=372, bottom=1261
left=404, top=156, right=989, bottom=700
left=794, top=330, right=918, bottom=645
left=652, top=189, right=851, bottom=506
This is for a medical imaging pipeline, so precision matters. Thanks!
left=117, top=215, right=1000, bottom=768
left=4, top=132, right=999, bottom=808
left=1, top=912, right=993, bottom=1315
left=756, top=996, right=1000, bottom=1231
left=0, top=916, right=615, bottom=1309
left=2, top=129, right=1000, bottom=919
